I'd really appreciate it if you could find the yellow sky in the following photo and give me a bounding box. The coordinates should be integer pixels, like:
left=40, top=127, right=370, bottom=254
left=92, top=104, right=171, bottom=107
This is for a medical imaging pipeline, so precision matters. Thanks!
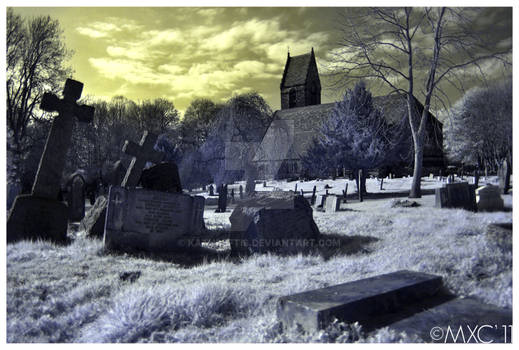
left=9, top=6, right=513, bottom=116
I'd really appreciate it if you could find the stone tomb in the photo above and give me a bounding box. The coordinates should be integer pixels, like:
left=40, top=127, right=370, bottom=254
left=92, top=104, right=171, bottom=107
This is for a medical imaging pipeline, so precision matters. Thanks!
left=277, top=270, right=512, bottom=342
left=435, top=182, right=476, bottom=211
left=229, top=191, right=320, bottom=255
left=104, top=186, right=205, bottom=252
left=476, top=185, right=504, bottom=212
left=325, top=195, right=340, bottom=212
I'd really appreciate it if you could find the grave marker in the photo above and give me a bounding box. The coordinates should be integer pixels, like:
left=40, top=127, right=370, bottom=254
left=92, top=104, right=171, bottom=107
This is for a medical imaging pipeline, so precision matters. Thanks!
left=104, top=186, right=205, bottom=252
left=476, top=185, right=504, bottom=212
left=310, top=185, right=316, bottom=205
left=67, top=174, right=86, bottom=222
left=216, top=184, right=228, bottom=212
left=209, top=184, right=215, bottom=196
left=121, top=131, right=164, bottom=188
left=8, top=79, right=94, bottom=243
left=435, top=182, right=477, bottom=211
left=498, top=159, right=511, bottom=194
left=325, top=195, right=340, bottom=212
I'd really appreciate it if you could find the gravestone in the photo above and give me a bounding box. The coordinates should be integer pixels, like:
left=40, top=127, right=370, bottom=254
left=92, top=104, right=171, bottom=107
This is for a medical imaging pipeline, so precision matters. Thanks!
left=358, top=169, right=364, bottom=202
left=316, top=194, right=327, bottom=208
left=473, top=169, right=479, bottom=187
left=122, top=131, right=164, bottom=188
left=435, top=182, right=477, bottom=211
left=230, top=189, right=235, bottom=204
left=7, top=79, right=94, bottom=243
left=216, top=184, right=228, bottom=212
left=67, top=174, right=86, bottom=222
left=79, top=195, right=108, bottom=238
left=277, top=270, right=511, bottom=342
left=325, top=195, right=340, bottom=212
left=81, top=131, right=164, bottom=237
left=498, top=159, right=511, bottom=194
left=239, top=185, right=244, bottom=199
left=476, top=185, right=504, bottom=212
left=209, top=184, right=215, bottom=196
left=310, top=185, right=316, bottom=205
left=229, top=192, right=320, bottom=255
left=140, top=162, right=182, bottom=193
left=104, top=186, right=205, bottom=253
left=278, top=270, right=442, bottom=333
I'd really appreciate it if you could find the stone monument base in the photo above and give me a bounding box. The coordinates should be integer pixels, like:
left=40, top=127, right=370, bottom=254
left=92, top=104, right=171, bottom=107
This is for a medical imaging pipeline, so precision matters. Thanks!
left=7, top=194, right=69, bottom=243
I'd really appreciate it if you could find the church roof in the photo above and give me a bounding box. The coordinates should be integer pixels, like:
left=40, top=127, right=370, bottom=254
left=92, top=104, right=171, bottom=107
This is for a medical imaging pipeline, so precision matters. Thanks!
left=281, top=53, right=313, bottom=88
left=255, top=94, right=441, bottom=162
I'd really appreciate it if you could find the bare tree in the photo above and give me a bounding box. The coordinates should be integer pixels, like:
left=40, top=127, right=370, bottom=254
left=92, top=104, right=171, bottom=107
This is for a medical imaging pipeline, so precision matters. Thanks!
left=6, top=9, right=72, bottom=183
left=329, top=7, right=511, bottom=197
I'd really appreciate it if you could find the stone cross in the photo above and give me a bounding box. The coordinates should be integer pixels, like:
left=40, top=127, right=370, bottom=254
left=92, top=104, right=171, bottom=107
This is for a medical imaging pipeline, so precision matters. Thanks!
left=121, top=131, right=164, bottom=188
left=32, top=79, right=94, bottom=199
left=8, top=79, right=94, bottom=243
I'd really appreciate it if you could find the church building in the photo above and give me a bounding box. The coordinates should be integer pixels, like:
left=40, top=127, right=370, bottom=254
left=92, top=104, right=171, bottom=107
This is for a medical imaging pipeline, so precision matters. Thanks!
left=254, top=49, right=445, bottom=179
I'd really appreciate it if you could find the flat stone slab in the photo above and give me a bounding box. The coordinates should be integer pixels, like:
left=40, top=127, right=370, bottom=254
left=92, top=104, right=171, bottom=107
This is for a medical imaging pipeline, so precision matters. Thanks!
left=277, top=270, right=442, bottom=333
left=104, top=186, right=205, bottom=252
left=387, top=297, right=512, bottom=343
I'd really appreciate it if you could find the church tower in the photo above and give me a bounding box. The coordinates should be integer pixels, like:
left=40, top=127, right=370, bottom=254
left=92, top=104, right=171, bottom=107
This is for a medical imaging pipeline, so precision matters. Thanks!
left=280, top=48, right=321, bottom=109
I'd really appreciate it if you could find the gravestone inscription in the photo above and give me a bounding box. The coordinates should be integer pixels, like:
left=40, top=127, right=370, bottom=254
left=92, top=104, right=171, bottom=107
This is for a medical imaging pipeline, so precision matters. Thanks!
left=104, top=186, right=205, bottom=252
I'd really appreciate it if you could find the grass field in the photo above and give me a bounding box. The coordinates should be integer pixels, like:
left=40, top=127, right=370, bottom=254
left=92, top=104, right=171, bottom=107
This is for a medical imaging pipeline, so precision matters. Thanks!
left=6, top=176, right=513, bottom=343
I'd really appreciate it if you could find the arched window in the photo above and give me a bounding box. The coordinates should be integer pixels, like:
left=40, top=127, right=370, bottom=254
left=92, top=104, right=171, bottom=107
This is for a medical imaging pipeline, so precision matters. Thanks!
left=289, top=89, right=296, bottom=108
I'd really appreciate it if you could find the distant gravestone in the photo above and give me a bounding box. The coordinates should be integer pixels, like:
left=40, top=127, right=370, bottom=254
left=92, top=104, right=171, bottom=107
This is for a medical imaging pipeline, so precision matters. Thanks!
left=209, top=184, right=215, bottom=196
left=67, top=174, right=86, bottom=222
left=229, top=192, right=320, bottom=255
left=325, top=195, right=340, bottom=212
left=104, top=186, right=205, bottom=252
left=435, top=182, right=477, bottom=211
left=310, top=185, right=316, bottom=205
left=230, top=188, right=235, bottom=203
left=239, top=185, right=244, bottom=199
left=316, top=194, right=327, bottom=208
left=7, top=79, right=94, bottom=243
left=476, top=185, right=504, bottom=212
left=140, top=162, right=182, bottom=193
left=498, top=159, right=511, bottom=194
left=216, top=184, right=228, bottom=212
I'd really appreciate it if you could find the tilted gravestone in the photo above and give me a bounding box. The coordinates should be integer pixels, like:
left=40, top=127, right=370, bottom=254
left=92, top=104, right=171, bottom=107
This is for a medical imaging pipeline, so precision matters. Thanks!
left=122, top=131, right=164, bottom=188
left=476, top=185, right=504, bottom=212
left=81, top=131, right=165, bottom=237
left=104, top=186, right=205, bottom=253
left=277, top=270, right=512, bottom=343
left=67, top=174, right=86, bottom=222
left=325, top=195, right=340, bottom=212
left=7, top=79, right=94, bottom=243
left=229, top=191, right=320, bottom=255
left=435, top=182, right=477, bottom=211
left=140, top=162, right=182, bottom=193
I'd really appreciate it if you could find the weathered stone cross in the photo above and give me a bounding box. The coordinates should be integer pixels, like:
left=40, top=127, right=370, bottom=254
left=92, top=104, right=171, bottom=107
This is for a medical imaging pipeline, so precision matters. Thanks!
left=7, top=78, right=94, bottom=243
left=32, top=79, right=95, bottom=199
left=121, top=131, right=164, bottom=187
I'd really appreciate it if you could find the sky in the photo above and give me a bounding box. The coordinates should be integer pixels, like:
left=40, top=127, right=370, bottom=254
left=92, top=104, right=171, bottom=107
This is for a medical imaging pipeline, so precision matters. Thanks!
left=8, top=6, right=513, bottom=116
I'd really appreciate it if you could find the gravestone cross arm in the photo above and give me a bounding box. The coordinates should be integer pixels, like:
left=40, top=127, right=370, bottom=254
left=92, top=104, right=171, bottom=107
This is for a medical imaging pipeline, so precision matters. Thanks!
left=40, top=79, right=95, bottom=122
left=32, top=78, right=94, bottom=199
left=121, top=131, right=165, bottom=188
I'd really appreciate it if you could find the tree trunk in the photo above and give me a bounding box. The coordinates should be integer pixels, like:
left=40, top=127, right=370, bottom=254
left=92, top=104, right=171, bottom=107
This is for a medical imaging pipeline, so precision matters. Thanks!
left=409, top=140, right=423, bottom=198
